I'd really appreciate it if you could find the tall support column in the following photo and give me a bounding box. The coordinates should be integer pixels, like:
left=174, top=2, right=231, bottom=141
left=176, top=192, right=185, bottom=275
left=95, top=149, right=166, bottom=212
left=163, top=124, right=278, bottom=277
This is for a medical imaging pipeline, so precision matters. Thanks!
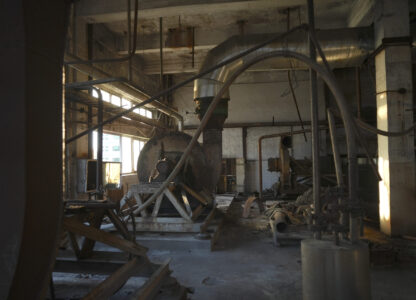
left=374, top=0, right=416, bottom=236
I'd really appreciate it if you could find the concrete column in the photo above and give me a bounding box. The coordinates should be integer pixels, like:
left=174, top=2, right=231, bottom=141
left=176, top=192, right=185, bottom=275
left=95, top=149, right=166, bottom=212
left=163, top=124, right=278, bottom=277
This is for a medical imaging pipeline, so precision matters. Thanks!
left=374, top=0, right=416, bottom=236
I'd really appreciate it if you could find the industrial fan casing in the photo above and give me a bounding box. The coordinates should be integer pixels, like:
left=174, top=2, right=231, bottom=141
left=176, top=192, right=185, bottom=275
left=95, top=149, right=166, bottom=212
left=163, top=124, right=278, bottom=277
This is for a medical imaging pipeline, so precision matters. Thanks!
left=137, top=132, right=209, bottom=192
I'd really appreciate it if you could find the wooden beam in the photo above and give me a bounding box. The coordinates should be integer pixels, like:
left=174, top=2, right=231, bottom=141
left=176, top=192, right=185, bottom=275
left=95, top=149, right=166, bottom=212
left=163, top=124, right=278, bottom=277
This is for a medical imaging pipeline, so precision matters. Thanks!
left=179, top=183, right=208, bottom=206
left=130, top=260, right=171, bottom=300
left=83, top=257, right=143, bottom=300
left=63, top=217, right=148, bottom=257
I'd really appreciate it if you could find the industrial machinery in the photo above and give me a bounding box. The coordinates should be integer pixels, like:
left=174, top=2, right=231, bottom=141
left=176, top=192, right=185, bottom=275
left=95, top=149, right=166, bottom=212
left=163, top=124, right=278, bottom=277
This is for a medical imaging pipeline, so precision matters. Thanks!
left=118, top=131, right=226, bottom=240
left=267, top=135, right=311, bottom=199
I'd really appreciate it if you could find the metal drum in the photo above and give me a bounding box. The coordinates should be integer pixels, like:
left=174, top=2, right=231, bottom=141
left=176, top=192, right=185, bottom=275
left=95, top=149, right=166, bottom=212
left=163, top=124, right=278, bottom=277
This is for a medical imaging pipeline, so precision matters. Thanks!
left=301, top=239, right=371, bottom=300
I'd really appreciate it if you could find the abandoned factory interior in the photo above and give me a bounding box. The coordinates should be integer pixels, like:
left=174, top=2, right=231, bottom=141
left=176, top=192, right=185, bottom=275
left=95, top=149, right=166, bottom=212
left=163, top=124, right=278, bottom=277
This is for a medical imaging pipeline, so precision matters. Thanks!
left=2, top=0, right=416, bottom=299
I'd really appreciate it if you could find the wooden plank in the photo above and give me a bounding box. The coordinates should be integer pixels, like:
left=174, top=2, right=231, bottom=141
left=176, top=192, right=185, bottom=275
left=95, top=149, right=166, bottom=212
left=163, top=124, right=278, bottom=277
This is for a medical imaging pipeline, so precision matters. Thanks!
left=106, top=209, right=131, bottom=240
left=164, top=189, right=192, bottom=222
left=151, top=193, right=165, bottom=217
left=181, top=189, right=193, bottom=216
left=191, top=205, right=204, bottom=222
left=83, top=257, right=143, bottom=300
left=179, top=183, right=208, bottom=206
left=133, top=193, right=149, bottom=217
left=200, top=207, right=217, bottom=233
left=130, top=260, right=171, bottom=300
left=54, top=257, right=156, bottom=278
left=127, top=218, right=201, bottom=233
left=68, top=232, right=81, bottom=258
left=131, top=183, right=163, bottom=194
left=80, top=210, right=105, bottom=259
left=63, top=218, right=148, bottom=257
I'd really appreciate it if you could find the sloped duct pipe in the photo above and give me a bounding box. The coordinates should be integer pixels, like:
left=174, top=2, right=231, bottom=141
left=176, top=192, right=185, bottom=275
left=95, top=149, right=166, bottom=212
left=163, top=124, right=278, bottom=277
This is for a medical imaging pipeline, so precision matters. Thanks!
left=194, top=26, right=373, bottom=194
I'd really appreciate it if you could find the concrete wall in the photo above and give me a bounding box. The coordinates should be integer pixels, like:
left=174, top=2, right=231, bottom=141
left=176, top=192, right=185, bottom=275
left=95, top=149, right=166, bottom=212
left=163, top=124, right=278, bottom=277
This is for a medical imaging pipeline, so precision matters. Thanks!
left=173, top=70, right=327, bottom=192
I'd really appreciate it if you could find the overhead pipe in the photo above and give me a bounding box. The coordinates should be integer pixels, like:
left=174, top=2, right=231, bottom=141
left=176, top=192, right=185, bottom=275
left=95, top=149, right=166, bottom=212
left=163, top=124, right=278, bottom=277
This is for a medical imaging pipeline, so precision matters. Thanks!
left=65, top=25, right=306, bottom=144
left=194, top=26, right=373, bottom=101
left=132, top=49, right=360, bottom=246
left=64, top=56, right=184, bottom=139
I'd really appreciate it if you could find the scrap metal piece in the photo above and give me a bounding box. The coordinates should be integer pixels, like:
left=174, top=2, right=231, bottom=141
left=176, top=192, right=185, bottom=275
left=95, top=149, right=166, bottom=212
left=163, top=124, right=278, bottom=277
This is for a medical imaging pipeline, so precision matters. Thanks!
left=242, top=196, right=265, bottom=218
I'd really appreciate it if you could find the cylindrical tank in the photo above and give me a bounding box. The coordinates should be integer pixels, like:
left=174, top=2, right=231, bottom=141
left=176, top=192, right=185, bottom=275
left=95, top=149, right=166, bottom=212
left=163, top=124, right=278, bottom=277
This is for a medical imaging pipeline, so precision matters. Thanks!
left=301, top=239, right=371, bottom=300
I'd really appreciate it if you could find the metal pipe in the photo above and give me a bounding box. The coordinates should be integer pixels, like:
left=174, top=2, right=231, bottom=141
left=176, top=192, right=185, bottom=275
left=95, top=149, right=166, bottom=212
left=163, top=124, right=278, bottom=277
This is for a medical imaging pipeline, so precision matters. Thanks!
left=65, top=0, right=139, bottom=65
left=271, top=211, right=288, bottom=233
left=327, top=109, right=347, bottom=239
left=88, top=104, right=93, bottom=158
left=65, top=25, right=308, bottom=144
left=308, top=0, right=321, bottom=240
left=194, top=26, right=373, bottom=100
left=288, top=70, right=307, bottom=141
left=63, top=60, right=183, bottom=125
left=327, top=109, right=344, bottom=187
left=159, top=17, right=164, bottom=91
left=184, top=120, right=327, bottom=130
left=355, top=67, right=362, bottom=118
left=127, top=0, right=132, bottom=81
left=94, top=88, right=103, bottom=198
left=131, top=50, right=359, bottom=228
left=308, top=28, right=359, bottom=243
left=258, top=129, right=320, bottom=199
left=66, top=90, right=166, bottom=130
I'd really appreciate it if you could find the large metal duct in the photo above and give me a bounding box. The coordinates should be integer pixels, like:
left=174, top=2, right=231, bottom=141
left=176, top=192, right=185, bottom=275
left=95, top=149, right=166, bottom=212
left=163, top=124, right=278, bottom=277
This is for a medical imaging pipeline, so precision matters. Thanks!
left=194, top=26, right=374, bottom=100
left=193, top=26, right=373, bottom=194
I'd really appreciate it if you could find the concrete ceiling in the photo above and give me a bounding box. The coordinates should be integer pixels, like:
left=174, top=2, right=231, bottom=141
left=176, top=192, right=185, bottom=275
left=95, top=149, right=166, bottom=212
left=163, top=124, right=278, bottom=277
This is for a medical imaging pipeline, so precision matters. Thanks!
left=76, top=0, right=375, bottom=75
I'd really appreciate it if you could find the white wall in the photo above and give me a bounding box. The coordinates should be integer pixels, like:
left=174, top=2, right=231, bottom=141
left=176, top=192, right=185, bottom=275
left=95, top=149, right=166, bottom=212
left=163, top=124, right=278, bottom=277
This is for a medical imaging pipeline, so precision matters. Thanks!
left=173, top=70, right=327, bottom=192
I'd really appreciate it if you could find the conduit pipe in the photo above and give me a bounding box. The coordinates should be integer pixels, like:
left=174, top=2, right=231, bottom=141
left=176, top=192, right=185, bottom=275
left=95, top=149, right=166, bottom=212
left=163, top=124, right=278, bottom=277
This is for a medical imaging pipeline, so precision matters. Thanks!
left=134, top=49, right=361, bottom=245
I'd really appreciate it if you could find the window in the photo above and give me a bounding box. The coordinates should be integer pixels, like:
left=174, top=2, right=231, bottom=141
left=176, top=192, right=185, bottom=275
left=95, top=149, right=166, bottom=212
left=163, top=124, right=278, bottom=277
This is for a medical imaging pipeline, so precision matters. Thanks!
left=121, top=98, right=131, bottom=109
left=93, top=132, right=146, bottom=174
left=121, top=136, right=132, bottom=173
left=91, top=89, right=110, bottom=102
left=134, top=107, right=152, bottom=119
left=93, top=132, right=121, bottom=162
left=91, top=88, right=153, bottom=119
left=111, top=95, right=121, bottom=106
left=133, top=140, right=145, bottom=171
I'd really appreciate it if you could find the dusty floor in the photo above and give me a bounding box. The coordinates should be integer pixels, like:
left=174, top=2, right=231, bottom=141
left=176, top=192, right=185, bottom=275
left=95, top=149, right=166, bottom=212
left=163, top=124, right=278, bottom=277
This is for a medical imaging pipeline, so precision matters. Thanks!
left=52, top=201, right=416, bottom=299
left=143, top=222, right=416, bottom=300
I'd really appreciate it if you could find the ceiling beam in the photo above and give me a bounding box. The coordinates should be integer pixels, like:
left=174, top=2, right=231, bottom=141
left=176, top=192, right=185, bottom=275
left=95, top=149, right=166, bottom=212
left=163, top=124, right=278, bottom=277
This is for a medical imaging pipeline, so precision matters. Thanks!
left=76, top=0, right=305, bottom=23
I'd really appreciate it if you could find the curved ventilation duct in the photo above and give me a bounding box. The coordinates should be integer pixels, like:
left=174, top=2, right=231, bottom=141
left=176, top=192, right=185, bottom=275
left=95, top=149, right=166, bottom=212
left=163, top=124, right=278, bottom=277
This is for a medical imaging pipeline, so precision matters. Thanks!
left=193, top=26, right=373, bottom=194
left=194, top=26, right=374, bottom=100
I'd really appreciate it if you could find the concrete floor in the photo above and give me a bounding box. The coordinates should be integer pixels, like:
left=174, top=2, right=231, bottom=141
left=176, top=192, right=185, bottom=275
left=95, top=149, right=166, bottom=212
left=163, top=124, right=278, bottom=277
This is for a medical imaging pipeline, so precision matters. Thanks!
left=52, top=202, right=416, bottom=299
left=143, top=222, right=416, bottom=300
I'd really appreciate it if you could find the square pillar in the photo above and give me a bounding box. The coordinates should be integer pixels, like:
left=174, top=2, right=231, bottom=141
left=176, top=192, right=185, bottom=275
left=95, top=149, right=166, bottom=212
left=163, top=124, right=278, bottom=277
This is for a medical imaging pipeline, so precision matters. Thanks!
left=375, top=0, right=416, bottom=236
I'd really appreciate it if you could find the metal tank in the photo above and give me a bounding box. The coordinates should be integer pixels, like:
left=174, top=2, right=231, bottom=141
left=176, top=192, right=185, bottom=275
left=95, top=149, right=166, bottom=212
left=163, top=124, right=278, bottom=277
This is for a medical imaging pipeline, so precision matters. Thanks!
left=301, top=239, right=371, bottom=300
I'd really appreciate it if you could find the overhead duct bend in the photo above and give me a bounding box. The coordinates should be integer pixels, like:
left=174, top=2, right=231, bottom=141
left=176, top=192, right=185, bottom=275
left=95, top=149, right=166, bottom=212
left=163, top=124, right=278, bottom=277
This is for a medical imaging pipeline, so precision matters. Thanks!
left=193, top=26, right=373, bottom=193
